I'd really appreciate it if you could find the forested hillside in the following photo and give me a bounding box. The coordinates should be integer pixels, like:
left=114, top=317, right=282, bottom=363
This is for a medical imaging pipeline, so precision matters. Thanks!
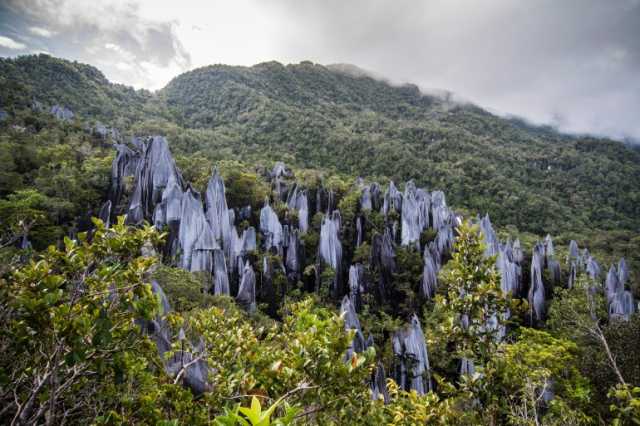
left=0, top=54, right=639, bottom=425
left=161, top=61, right=640, bottom=238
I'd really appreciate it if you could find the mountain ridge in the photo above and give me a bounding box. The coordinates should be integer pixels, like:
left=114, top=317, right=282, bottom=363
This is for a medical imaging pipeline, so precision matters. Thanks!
left=1, top=54, right=639, bottom=241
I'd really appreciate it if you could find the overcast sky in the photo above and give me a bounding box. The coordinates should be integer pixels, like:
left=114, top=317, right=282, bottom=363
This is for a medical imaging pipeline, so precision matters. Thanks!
left=1, top=0, right=639, bottom=141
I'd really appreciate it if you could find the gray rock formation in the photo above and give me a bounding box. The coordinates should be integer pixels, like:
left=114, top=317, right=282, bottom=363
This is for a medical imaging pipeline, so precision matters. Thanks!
left=271, top=162, right=293, bottom=201
left=50, top=105, right=74, bottom=121
left=93, top=122, right=120, bottom=140
left=609, top=290, right=635, bottom=320
left=270, top=161, right=291, bottom=179
left=238, top=205, right=252, bottom=222
left=127, top=136, right=184, bottom=225
left=428, top=241, right=442, bottom=272
left=319, top=210, right=343, bottom=295
left=285, top=228, right=301, bottom=282
left=479, top=214, right=499, bottom=257
left=348, top=264, right=365, bottom=311
left=606, top=262, right=635, bottom=320
left=568, top=240, right=580, bottom=264
left=205, top=169, right=233, bottom=261
left=178, top=188, right=216, bottom=273
left=361, top=182, right=382, bottom=211
left=212, top=249, right=230, bottom=295
left=568, top=261, right=578, bottom=289
left=319, top=210, right=342, bottom=271
left=356, top=215, right=364, bottom=247
left=618, top=258, right=629, bottom=287
left=340, top=296, right=366, bottom=361
left=400, top=181, right=420, bottom=247
left=606, top=265, right=621, bottom=301
left=430, top=191, right=449, bottom=231
left=392, top=315, right=432, bottom=395
left=528, top=244, right=546, bottom=323
left=109, top=143, right=139, bottom=206
left=286, top=185, right=309, bottom=233
left=236, top=261, right=256, bottom=313
left=155, top=173, right=184, bottom=228
left=371, top=362, right=390, bottom=403
left=98, top=200, right=112, bottom=228
left=541, top=235, right=562, bottom=284
left=459, top=358, right=476, bottom=377
left=372, top=228, right=396, bottom=298
left=548, top=259, right=561, bottom=286
left=435, top=224, right=454, bottom=257
left=260, top=198, right=284, bottom=253
left=512, top=239, right=524, bottom=264
left=147, top=280, right=210, bottom=396
left=421, top=246, right=438, bottom=299
left=399, top=181, right=431, bottom=248
left=497, top=247, right=519, bottom=296
left=382, top=181, right=402, bottom=216
left=585, top=256, right=601, bottom=281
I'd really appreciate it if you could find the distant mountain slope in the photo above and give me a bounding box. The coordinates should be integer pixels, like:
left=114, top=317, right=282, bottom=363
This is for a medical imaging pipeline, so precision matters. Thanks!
left=0, top=54, right=151, bottom=124
left=0, top=55, right=639, bottom=239
left=161, top=60, right=640, bottom=236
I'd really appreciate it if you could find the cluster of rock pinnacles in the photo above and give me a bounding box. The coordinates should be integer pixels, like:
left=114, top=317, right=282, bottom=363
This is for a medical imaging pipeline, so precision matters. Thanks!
left=98, top=135, right=634, bottom=399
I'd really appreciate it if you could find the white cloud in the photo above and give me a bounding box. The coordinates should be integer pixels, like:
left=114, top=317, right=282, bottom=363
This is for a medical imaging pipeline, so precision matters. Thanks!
left=5, top=0, right=640, bottom=141
left=0, top=35, right=26, bottom=49
left=9, top=0, right=191, bottom=89
left=104, top=42, right=133, bottom=59
left=115, top=61, right=132, bottom=71
left=28, top=26, right=54, bottom=37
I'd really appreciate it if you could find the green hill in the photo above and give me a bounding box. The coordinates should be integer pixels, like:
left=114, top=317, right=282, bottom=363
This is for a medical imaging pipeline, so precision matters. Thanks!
left=1, top=54, right=638, bottom=253
left=160, top=60, right=640, bottom=238
left=0, top=54, right=152, bottom=125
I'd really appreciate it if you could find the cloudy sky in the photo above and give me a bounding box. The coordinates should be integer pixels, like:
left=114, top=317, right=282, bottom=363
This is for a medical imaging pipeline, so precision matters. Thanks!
left=1, top=0, right=639, bottom=141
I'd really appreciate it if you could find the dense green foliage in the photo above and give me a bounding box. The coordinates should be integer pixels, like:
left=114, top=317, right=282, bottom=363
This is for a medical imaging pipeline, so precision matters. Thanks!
left=0, top=54, right=153, bottom=125
left=160, top=61, right=640, bottom=239
left=0, top=54, right=639, bottom=424
left=5, top=218, right=630, bottom=425
left=2, top=55, right=640, bottom=239
left=2, top=54, right=638, bottom=279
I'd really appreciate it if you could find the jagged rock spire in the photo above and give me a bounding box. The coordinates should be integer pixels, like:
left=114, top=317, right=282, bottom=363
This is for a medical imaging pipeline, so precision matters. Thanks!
left=260, top=197, right=284, bottom=253
left=382, top=181, right=402, bottom=216
left=340, top=296, right=366, bottom=361
left=528, top=243, right=546, bottom=323
left=606, top=261, right=636, bottom=320
left=348, top=264, right=365, bottom=311
left=127, top=136, right=184, bottom=225
left=212, top=249, right=230, bottom=295
left=392, top=315, right=432, bottom=395
left=178, top=188, right=216, bottom=273
left=371, top=362, right=389, bottom=403
left=205, top=169, right=233, bottom=257
left=285, top=228, right=301, bottom=282
left=146, top=280, right=210, bottom=395
left=319, top=210, right=342, bottom=270
left=479, top=214, right=499, bottom=257
left=361, top=182, right=382, bottom=212
left=286, top=185, right=309, bottom=234
left=109, top=143, right=139, bottom=206
left=236, top=261, right=256, bottom=313
left=421, top=246, right=438, bottom=299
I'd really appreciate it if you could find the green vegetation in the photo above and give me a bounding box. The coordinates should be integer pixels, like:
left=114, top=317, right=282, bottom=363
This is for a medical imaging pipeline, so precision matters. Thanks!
left=3, top=217, right=632, bottom=424
left=0, top=54, right=638, bottom=424
left=3, top=54, right=638, bottom=278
